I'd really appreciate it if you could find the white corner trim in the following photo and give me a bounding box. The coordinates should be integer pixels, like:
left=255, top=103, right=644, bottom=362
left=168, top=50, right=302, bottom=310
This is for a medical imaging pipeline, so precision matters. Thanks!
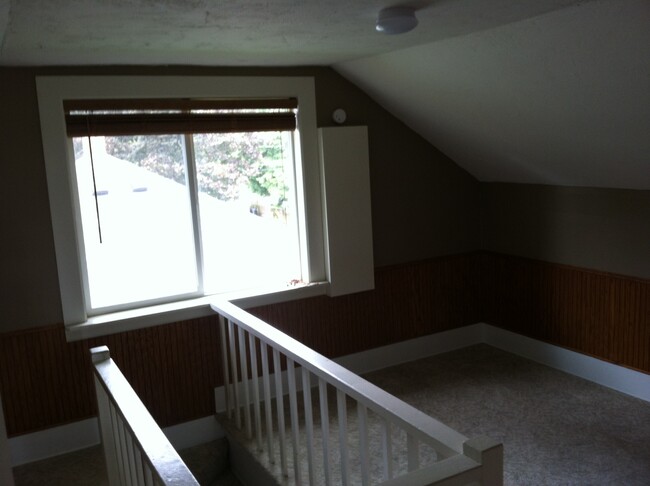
left=481, top=323, right=650, bottom=403
left=10, top=322, right=649, bottom=466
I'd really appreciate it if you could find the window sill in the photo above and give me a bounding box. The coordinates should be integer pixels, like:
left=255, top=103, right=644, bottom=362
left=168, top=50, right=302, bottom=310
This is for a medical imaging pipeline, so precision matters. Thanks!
left=64, top=282, right=329, bottom=342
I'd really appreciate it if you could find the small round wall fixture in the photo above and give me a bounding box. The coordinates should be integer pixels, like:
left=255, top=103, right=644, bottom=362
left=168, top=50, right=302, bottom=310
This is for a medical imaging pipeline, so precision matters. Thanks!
left=376, top=7, right=418, bottom=35
left=332, top=108, right=347, bottom=124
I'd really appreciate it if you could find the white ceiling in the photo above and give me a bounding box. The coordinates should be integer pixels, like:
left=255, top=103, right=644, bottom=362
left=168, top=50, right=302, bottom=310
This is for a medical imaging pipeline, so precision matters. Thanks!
left=2, top=0, right=648, bottom=189
left=337, top=0, right=650, bottom=190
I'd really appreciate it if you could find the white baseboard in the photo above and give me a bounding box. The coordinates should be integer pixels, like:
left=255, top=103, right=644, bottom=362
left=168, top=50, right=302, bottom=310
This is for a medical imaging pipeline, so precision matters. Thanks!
left=335, top=323, right=484, bottom=376
left=481, top=324, right=650, bottom=402
left=8, top=415, right=225, bottom=467
left=9, top=322, right=649, bottom=466
left=9, top=418, right=100, bottom=467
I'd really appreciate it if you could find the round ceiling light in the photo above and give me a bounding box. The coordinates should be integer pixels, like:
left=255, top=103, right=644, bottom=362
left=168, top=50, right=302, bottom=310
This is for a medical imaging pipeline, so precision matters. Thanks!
left=376, top=7, right=418, bottom=35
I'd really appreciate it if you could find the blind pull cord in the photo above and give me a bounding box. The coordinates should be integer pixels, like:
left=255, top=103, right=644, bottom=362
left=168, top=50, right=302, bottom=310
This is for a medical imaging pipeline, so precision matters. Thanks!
left=87, top=132, right=104, bottom=244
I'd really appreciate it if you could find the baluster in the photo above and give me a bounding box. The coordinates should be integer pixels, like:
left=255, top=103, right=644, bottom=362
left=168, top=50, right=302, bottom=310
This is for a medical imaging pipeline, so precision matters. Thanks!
left=337, top=390, right=350, bottom=486
left=302, top=368, right=316, bottom=485
left=238, top=327, right=252, bottom=438
left=134, top=449, right=145, bottom=485
left=248, top=333, right=263, bottom=451
left=218, top=315, right=232, bottom=419
left=358, top=403, right=369, bottom=486
left=319, top=379, right=332, bottom=486
left=111, top=405, right=127, bottom=486
left=143, top=462, right=154, bottom=486
left=381, top=418, right=393, bottom=480
left=261, top=343, right=274, bottom=460
left=227, top=320, right=241, bottom=429
left=94, top=379, right=120, bottom=486
left=407, top=433, right=419, bottom=472
left=116, top=414, right=132, bottom=486
left=125, top=432, right=137, bottom=485
left=287, top=358, right=301, bottom=484
left=273, top=348, right=288, bottom=476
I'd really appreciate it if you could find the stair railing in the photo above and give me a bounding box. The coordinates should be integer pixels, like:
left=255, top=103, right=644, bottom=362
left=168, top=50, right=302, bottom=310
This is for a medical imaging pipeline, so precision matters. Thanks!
left=91, top=346, right=200, bottom=486
left=213, top=300, right=503, bottom=486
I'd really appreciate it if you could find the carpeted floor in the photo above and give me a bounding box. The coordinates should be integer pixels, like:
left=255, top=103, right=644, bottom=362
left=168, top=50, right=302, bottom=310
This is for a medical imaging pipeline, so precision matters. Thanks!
left=12, top=344, right=650, bottom=485
left=10, top=437, right=240, bottom=485
left=363, top=344, right=650, bottom=486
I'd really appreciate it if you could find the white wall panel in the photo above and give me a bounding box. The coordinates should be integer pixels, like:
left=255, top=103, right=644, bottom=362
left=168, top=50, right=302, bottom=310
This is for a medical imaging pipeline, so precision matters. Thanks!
left=319, top=126, right=374, bottom=296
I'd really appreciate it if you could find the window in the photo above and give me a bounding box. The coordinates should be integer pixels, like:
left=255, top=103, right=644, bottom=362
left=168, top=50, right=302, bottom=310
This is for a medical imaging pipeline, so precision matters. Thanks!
left=37, top=77, right=326, bottom=330
left=67, top=98, right=301, bottom=314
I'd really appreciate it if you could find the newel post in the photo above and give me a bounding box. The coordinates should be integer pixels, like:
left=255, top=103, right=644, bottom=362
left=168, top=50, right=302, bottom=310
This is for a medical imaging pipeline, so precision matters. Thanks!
left=463, top=436, right=503, bottom=486
left=90, top=346, right=120, bottom=486
left=91, top=345, right=111, bottom=363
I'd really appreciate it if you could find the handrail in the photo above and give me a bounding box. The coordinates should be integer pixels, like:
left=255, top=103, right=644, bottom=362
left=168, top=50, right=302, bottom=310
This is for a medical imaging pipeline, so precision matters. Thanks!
left=91, top=346, right=199, bottom=486
left=214, top=300, right=466, bottom=456
left=212, top=299, right=503, bottom=485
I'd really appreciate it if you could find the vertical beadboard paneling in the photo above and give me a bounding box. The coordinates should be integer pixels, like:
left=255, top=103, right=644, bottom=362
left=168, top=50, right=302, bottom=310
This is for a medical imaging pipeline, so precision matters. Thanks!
left=481, top=252, right=650, bottom=374
left=249, top=253, right=482, bottom=359
left=0, top=253, right=480, bottom=437
left=0, top=316, right=224, bottom=437
left=3, top=252, right=645, bottom=438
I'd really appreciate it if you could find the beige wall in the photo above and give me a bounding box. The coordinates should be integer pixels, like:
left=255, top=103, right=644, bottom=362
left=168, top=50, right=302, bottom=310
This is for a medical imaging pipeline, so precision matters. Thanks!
left=1, top=67, right=647, bottom=439
left=480, top=183, right=650, bottom=280
left=0, top=66, right=479, bottom=332
left=0, top=69, right=63, bottom=330
left=7, top=65, right=644, bottom=334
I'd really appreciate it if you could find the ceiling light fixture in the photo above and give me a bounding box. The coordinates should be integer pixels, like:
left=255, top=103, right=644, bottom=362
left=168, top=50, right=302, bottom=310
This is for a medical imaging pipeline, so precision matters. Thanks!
left=376, top=6, right=418, bottom=35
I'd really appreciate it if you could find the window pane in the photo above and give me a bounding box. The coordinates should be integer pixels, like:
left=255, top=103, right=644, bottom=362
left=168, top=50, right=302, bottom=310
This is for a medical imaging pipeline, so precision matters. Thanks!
left=74, top=135, right=198, bottom=309
left=194, top=131, right=301, bottom=294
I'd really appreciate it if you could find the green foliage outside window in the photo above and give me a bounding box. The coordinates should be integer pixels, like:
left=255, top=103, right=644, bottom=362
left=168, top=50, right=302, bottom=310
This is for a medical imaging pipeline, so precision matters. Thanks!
left=104, top=132, right=289, bottom=212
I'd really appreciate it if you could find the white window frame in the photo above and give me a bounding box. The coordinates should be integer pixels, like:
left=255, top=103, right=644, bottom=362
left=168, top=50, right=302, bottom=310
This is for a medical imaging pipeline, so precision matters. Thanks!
left=37, top=76, right=328, bottom=340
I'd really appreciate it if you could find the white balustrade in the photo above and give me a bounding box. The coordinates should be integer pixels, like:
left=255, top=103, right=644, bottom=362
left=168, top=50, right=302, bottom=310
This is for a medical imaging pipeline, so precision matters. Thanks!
left=212, top=300, right=503, bottom=485
left=91, top=346, right=199, bottom=486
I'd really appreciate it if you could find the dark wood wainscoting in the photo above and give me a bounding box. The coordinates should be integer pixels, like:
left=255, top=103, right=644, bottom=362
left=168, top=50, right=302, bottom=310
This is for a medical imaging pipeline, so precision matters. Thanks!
left=250, top=253, right=481, bottom=358
left=0, top=253, right=480, bottom=437
left=0, top=316, right=223, bottom=437
left=481, top=252, right=650, bottom=374
left=2, top=252, right=646, bottom=437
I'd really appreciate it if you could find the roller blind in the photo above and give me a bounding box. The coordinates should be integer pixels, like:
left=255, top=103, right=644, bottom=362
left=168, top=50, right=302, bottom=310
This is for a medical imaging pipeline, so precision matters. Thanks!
left=64, top=98, right=298, bottom=137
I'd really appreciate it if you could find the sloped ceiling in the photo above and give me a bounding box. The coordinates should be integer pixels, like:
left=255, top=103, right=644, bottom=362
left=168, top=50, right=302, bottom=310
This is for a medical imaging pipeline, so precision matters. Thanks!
left=336, top=0, right=650, bottom=190
left=1, top=0, right=648, bottom=189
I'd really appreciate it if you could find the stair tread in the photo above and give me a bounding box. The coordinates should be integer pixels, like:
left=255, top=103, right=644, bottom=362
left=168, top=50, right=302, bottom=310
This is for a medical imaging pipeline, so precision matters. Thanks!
left=180, top=437, right=239, bottom=486
left=209, top=470, right=244, bottom=486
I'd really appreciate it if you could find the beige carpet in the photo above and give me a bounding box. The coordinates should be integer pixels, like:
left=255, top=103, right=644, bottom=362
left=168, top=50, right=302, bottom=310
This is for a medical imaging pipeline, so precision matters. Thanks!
left=364, top=344, right=650, bottom=485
